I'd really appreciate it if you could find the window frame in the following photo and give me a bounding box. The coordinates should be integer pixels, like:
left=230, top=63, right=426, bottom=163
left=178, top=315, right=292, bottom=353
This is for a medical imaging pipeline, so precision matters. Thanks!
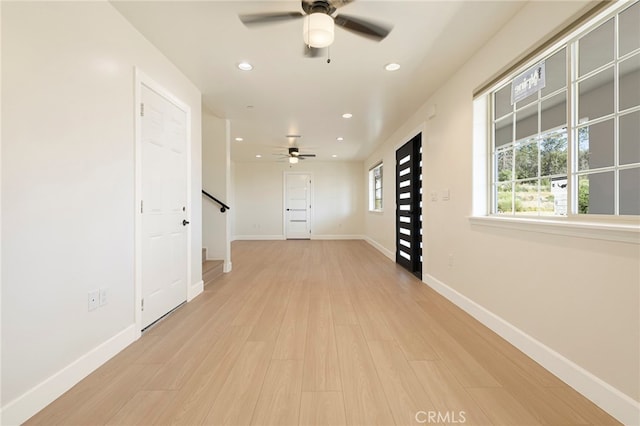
left=571, top=9, right=640, bottom=216
left=490, top=47, right=570, bottom=217
left=368, top=162, right=383, bottom=212
left=486, top=0, right=640, bottom=220
left=472, top=0, right=640, bottom=243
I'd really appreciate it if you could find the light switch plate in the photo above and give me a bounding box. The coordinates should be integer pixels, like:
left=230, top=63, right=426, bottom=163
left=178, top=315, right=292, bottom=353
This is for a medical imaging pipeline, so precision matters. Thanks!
left=99, top=288, right=108, bottom=306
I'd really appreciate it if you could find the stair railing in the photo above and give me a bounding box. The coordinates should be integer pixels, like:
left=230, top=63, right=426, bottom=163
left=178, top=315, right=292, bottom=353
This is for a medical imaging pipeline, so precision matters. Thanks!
left=202, top=190, right=230, bottom=213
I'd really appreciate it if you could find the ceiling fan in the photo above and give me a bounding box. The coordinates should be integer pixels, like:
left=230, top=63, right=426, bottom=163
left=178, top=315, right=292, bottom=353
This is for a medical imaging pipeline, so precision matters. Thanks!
left=239, top=0, right=392, bottom=55
left=276, top=147, right=317, bottom=164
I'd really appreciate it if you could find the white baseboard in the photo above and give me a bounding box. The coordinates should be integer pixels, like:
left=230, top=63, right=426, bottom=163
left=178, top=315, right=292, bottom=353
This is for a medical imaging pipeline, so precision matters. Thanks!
left=311, top=234, right=364, bottom=240
left=0, top=324, right=137, bottom=426
left=423, top=273, right=640, bottom=426
left=232, top=235, right=285, bottom=241
left=187, top=279, right=203, bottom=302
left=363, top=236, right=395, bottom=260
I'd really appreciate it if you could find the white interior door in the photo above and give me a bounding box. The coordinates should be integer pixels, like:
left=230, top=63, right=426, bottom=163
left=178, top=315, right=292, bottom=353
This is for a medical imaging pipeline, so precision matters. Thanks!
left=285, top=173, right=311, bottom=239
left=141, top=84, right=188, bottom=329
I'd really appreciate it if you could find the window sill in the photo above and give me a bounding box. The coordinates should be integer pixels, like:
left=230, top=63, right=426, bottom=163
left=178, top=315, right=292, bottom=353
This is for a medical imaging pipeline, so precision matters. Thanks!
left=369, top=209, right=384, bottom=215
left=468, top=215, right=640, bottom=244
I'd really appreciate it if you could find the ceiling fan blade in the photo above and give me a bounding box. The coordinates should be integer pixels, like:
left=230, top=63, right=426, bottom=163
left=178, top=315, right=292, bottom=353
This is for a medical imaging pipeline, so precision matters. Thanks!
left=303, top=44, right=326, bottom=58
left=239, top=12, right=304, bottom=26
left=334, top=14, right=393, bottom=41
left=299, top=154, right=316, bottom=157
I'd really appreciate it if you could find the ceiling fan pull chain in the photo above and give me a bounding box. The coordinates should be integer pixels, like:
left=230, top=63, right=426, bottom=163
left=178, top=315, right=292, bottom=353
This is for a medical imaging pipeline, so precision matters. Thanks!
left=327, top=46, right=331, bottom=64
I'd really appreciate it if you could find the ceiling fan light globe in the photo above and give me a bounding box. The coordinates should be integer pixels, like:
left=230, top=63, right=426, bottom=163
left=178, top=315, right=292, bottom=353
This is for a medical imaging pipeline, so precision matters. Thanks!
left=289, top=156, right=299, bottom=164
left=303, top=13, right=334, bottom=48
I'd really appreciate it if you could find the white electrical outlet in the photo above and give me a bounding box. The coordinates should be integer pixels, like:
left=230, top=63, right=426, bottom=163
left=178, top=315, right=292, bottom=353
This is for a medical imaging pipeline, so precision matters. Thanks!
left=99, top=288, right=108, bottom=306
left=88, top=290, right=99, bottom=311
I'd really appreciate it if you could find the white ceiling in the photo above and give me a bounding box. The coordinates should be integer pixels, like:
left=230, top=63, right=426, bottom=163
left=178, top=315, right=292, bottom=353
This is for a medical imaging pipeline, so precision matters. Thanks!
left=111, top=0, right=527, bottom=162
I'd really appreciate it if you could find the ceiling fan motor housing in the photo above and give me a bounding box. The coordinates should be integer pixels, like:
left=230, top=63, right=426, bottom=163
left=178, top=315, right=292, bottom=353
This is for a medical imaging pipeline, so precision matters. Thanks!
left=302, top=0, right=336, bottom=15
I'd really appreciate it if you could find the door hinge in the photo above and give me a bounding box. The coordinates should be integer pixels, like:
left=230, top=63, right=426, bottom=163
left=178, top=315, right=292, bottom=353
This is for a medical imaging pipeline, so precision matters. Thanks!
left=140, top=103, right=145, bottom=117
left=141, top=200, right=144, bottom=213
left=141, top=298, right=144, bottom=311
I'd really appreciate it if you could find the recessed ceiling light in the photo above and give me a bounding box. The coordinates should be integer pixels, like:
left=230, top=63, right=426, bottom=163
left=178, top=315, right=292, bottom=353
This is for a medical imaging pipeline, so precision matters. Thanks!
left=238, top=62, right=253, bottom=71
left=255, top=154, right=262, bottom=158
left=385, top=63, right=401, bottom=71
left=332, top=154, right=337, bottom=158
left=336, top=137, right=344, bottom=141
left=235, top=137, right=244, bottom=142
left=342, top=113, right=353, bottom=119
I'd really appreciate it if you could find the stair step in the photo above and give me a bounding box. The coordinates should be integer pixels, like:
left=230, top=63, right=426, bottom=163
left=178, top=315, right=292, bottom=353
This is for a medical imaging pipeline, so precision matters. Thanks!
left=203, top=260, right=224, bottom=286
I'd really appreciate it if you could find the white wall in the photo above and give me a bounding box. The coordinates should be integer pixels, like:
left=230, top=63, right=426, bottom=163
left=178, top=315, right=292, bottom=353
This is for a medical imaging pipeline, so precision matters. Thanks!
left=0, top=1, right=4, bottom=417
left=229, top=160, right=237, bottom=244
left=234, top=161, right=364, bottom=239
left=364, top=0, right=639, bottom=422
left=202, top=108, right=230, bottom=262
left=1, top=2, right=202, bottom=423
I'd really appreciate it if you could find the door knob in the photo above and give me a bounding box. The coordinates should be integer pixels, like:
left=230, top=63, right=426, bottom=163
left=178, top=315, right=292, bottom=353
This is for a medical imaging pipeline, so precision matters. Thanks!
left=182, top=220, right=190, bottom=226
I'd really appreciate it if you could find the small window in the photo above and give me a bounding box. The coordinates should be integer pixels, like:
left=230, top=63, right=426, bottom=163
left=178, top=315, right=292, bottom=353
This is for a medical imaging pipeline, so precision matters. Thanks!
left=574, top=2, right=640, bottom=216
left=491, top=47, right=569, bottom=216
left=369, top=163, right=383, bottom=211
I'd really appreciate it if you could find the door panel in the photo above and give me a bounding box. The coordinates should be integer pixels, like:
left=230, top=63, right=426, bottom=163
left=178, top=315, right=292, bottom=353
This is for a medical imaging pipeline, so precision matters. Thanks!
left=285, top=173, right=311, bottom=239
left=396, top=134, right=422, bottom=278
left=141, top=84, right=188, bottom=329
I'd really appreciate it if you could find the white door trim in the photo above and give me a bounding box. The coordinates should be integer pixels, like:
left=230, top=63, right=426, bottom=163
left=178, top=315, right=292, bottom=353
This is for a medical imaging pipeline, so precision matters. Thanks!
left=134, top=68, right=192, bottom=337
left=283, top=171, right=313, bottom=239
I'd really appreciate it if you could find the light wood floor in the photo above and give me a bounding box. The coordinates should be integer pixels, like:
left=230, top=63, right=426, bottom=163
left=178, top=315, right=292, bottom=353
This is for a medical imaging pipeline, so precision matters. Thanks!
left=27, top=240, right=619, bottom=425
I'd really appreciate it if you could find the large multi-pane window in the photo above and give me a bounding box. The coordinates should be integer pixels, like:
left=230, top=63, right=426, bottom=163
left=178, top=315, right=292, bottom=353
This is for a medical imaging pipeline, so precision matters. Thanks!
left=369, top=163, right=383, bottom=211
left=490, top=1, right=639, bottom=217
